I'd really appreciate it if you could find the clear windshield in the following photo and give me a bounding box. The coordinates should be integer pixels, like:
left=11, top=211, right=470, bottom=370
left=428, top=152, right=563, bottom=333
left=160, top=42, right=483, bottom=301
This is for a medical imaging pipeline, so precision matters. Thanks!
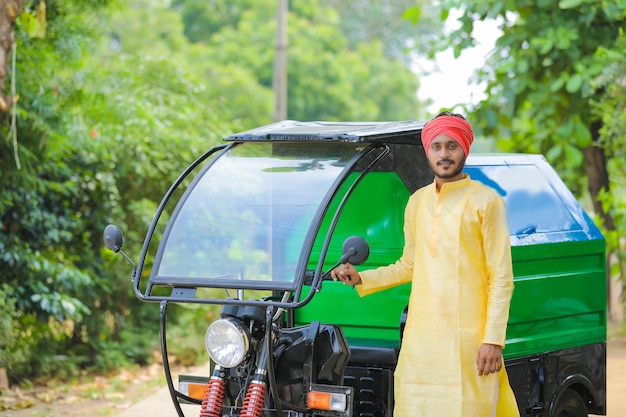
left=154, top=142, right=362, bottom=288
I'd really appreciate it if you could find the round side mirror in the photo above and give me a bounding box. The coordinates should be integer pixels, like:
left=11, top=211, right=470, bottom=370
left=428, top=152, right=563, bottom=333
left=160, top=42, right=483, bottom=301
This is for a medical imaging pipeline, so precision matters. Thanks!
left=339, top=236, right=370, bottom=265
left=103, top=224, right=124, bottom=253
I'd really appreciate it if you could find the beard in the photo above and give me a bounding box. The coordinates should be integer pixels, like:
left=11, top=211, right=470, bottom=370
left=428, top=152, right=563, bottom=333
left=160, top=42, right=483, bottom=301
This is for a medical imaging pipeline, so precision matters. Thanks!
left=431, top=156, right=466, bottom=180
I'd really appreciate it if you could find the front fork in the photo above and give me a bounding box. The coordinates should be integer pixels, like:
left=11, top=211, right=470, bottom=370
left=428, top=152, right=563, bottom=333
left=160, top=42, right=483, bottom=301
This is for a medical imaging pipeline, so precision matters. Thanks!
left=240, top=344, right=269, bottom=417
left=199, top=307, right=278, bottom=417
left=198, top=366, right=227, bottom=417
left=239, top=307, right=280, bottom=416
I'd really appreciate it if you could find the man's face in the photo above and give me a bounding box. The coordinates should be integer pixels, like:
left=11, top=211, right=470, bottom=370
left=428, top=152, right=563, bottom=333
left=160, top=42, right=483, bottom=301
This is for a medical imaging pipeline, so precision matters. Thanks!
left=427, top=134, right=466, bottom=183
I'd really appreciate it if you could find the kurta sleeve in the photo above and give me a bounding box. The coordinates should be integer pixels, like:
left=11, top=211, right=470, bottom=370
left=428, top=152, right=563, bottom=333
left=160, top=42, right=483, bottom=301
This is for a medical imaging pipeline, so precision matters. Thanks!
left=481, top=195, right=514, bottom=346
left=355, top=193, right=417, bottom=297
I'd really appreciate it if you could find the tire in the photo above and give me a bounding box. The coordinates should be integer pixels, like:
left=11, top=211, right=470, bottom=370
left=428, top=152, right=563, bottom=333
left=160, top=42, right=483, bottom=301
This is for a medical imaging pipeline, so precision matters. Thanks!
left=552, top=389, right=588, bottom=417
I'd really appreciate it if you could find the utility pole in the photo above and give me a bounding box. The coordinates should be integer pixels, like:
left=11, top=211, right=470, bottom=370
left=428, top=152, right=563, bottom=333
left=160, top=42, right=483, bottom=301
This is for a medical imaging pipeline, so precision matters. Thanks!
left=273, top=0, right=287, bottom=122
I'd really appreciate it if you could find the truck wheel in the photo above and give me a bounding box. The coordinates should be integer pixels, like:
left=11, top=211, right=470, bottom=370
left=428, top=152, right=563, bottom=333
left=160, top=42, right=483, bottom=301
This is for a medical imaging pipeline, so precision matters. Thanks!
left=552, top=389, right=588, bottom=417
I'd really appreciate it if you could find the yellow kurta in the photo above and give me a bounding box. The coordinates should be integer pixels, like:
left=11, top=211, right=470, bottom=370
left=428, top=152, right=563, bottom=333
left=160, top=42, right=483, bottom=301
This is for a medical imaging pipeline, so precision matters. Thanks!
left=358, top=175, right=519, bottom=417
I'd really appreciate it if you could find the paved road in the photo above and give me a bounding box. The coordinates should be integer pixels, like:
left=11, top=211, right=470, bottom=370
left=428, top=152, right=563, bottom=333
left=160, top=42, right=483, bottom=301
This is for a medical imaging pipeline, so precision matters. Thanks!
left=117, top=365, right=206, bottom=417
left=117, top=387, right=195, bottom=417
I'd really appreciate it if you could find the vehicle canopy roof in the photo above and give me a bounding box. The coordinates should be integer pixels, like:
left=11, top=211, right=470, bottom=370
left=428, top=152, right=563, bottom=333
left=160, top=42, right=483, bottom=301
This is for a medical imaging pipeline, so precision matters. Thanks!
left=224, top=120, right=425, bottom=143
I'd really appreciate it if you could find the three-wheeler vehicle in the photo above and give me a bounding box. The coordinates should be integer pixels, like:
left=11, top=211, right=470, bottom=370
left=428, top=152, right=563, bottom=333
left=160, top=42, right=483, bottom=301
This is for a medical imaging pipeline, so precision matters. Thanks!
left=104, top=120, right=606, bottom=417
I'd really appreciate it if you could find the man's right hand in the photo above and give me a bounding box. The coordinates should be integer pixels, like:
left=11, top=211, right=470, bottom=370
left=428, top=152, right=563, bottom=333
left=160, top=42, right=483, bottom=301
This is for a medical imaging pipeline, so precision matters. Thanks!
left=330, top=263, right=362, bottom=286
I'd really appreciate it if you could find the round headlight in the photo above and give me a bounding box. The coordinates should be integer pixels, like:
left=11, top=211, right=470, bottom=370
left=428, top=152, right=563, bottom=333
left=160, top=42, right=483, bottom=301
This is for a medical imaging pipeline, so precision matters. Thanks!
left=205, top=318, right=250, bottom=368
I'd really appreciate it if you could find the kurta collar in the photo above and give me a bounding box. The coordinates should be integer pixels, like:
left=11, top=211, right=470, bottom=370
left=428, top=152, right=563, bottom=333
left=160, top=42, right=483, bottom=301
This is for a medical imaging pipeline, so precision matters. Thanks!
left=435, top=173, right=471, bottom=194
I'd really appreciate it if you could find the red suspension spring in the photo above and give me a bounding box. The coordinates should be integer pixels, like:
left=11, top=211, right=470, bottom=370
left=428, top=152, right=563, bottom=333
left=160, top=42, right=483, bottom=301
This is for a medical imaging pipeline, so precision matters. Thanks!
left=199, top=377, right=226, bottom=417
left=240, top=382, right=266, bottom=417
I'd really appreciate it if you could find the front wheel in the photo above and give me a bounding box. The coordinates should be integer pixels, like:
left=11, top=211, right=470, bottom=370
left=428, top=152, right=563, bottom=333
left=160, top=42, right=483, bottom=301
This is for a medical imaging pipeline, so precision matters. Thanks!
left=552, top=389, right=588, bottom=417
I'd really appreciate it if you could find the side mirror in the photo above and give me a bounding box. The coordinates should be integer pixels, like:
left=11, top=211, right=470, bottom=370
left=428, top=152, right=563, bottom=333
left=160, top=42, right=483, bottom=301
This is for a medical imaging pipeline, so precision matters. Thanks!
left=339, top=236, right=370, bottom=265
left=103, top=224, right=124, bottom=253
left=310, top=236, right=371, bottom=286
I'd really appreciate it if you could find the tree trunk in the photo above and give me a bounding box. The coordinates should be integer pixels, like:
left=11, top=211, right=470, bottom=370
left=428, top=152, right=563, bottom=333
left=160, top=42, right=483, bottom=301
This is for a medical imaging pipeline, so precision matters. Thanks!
left=0, top=0, right=26, bottom=113
left=584, top=125, right=621, bottom=326
left=583, top=144, right=614, bottom=229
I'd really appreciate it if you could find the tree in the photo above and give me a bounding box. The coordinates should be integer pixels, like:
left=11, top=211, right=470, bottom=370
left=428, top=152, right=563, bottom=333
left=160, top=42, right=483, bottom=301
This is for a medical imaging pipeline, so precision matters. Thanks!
left=179, top=0, right=426, bottom=122
left=321, top=0, right=440, bottom=65
left=106, top=0, right=273, bottom=131
left=170, top=0, right=259, bottom=44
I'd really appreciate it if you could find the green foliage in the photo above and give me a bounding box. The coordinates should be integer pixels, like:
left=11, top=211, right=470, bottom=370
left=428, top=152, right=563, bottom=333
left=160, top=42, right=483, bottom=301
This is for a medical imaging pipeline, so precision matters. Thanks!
left=0, top=285, right=28, bottom=371
left=173, top=0, right=442, bottom=65
left=596, top=188, right=626, bottom=266
left=104, top=0, right=270, bottom=131
left=187, top=0, right=424, bottom=122
left=170, top=0, right=260, bottom=44
left=165, top=303, right=220, bottom=366
left=1, top=5, right=111, bottom=379
left=320, top=0, right=438, bottom=64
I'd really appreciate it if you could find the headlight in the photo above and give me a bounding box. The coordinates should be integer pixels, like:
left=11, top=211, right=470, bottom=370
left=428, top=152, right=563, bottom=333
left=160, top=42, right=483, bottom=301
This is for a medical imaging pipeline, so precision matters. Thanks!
left=205, top=318, right=250, bottom=368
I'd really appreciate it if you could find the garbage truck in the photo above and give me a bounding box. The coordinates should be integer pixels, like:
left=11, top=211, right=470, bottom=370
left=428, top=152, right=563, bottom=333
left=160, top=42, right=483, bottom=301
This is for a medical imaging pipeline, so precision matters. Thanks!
left=104, top=120, right=606, bottom=417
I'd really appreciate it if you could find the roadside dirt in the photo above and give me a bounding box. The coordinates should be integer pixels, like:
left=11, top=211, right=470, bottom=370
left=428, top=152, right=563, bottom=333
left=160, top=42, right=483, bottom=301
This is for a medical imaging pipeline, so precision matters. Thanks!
left=2, top=333, right=625, bottom=417
left=607, top=333, right=626, bottom=417
left=0, top=363, right=167, bottom=417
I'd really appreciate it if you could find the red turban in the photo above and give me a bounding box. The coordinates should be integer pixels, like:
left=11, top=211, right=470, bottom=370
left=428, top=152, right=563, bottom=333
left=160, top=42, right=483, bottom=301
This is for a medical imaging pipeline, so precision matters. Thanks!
left=421, top=115, right=474, bottom=157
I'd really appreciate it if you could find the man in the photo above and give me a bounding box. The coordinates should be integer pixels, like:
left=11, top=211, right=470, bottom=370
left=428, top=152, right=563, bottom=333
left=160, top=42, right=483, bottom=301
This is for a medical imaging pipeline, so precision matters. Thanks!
left=331, top=112, right=520, bottom=416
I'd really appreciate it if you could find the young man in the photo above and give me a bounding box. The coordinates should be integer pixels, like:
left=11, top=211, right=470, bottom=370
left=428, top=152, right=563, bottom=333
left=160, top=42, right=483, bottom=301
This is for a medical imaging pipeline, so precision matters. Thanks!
left=331, top=112, right=520, bottom=416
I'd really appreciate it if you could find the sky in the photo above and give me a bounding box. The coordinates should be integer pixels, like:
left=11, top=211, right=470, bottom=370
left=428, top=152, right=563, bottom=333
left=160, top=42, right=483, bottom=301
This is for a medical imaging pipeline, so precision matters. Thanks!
left=415, top=16, right=501, bottom=114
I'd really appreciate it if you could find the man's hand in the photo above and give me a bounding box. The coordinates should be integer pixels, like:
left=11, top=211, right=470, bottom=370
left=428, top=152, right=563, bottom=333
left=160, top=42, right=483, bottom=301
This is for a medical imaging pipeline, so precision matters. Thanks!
left=476, top=343, right=503, bottom=376
left=330, top=263, right=362, bottom=286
